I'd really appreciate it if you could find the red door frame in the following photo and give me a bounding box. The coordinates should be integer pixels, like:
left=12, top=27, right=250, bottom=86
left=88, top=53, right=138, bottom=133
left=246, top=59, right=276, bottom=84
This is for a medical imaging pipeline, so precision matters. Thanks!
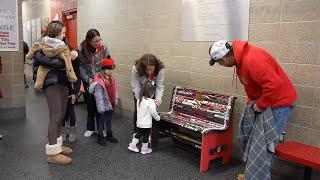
left=62, top=9, right=77, bottom=50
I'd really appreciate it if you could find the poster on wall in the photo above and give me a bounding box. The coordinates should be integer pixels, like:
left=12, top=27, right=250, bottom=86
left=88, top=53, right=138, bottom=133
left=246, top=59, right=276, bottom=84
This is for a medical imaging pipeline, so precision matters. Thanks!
left=181, top=0, right=250, bottom=41
left=0, top=0, right=19, bottom=51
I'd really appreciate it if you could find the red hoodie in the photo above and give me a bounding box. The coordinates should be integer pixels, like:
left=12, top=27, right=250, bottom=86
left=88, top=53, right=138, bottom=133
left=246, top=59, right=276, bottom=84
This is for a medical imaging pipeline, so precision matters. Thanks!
left=232, top=40, right=297, bottom=109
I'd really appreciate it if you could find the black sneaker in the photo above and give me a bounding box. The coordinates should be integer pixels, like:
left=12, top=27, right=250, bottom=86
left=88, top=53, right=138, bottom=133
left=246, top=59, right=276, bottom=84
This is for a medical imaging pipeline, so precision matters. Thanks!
left=106, top=132, right=118, bottom=143
left=97, top=134, right=107, bottom=146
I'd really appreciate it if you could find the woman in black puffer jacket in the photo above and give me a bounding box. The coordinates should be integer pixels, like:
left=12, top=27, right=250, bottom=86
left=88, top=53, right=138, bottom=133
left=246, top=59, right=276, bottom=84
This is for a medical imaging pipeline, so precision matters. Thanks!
left=32, top=20, right=81, bottom=165
left=33, top=45, right=81, bottom=141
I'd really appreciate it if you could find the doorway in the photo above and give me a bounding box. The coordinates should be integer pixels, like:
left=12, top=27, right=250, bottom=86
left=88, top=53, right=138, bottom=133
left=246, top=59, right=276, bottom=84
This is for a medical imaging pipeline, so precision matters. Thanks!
left=62, top=9, right=77, bottom=50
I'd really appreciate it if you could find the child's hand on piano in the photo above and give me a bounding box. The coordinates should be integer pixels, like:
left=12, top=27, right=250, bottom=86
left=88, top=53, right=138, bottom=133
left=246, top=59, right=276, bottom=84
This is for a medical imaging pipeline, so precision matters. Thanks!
left=155, top=100, right=161, bottom=107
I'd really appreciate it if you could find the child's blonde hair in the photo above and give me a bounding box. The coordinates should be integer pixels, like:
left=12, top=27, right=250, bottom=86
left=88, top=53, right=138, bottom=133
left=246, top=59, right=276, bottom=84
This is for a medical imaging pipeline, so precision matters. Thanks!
left=97, top=69, right=112, bottom=85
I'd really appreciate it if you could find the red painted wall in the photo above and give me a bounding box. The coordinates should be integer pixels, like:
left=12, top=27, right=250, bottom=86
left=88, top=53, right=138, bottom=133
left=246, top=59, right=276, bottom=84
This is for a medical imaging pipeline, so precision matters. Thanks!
left=51, top=0, right=76, bottom=20
left=51, top=0, right=77, bottom=49
left=62, top=11, right=77, bottom=50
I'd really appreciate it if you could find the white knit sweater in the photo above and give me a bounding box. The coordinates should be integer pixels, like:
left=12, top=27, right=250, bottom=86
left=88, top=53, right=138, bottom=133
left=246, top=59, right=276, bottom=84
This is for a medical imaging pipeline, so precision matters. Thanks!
left=136, top=97, right=161, bottom=128
left=131, top=65, right=164, bottom=102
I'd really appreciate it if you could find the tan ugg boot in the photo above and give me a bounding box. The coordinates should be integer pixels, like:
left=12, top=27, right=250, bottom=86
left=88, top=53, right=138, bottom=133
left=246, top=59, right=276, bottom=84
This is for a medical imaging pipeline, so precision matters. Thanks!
left=57, top=136, right=73, bottom=154
left=45, top=143, right=72, bottom=164
left=47, top=154, right=72, bottom=164
left=61, top=146, right=73, bottom=154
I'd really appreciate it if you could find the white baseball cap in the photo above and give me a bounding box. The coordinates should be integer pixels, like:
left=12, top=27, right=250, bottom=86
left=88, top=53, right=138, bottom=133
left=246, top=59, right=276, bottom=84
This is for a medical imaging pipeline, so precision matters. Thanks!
left=209, top=40, right=230, bottom=66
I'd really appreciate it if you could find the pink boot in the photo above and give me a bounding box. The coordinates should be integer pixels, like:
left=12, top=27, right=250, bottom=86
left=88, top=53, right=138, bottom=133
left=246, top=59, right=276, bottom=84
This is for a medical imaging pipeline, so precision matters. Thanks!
left=128, top=137, right=139, bottom=153
left=140, top=143, right=152, bottom=154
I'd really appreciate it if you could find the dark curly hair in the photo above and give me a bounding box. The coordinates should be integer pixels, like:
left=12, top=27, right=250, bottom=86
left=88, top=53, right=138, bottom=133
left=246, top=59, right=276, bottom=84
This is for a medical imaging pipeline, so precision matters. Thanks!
left=135, top=54, right=164, bottom=77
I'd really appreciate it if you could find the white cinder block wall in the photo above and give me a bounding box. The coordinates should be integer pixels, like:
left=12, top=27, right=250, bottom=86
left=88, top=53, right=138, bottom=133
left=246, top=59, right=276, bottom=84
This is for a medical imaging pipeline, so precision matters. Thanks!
left=77, top=0, right=320, bottom=154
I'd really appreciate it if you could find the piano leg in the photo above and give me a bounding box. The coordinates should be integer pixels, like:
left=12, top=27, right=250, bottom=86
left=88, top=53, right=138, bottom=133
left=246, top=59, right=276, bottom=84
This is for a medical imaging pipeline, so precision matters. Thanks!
left=199, top=122, right=233, bottom=172
left=200, top=142, right=211, bottom=172
left=222, top=124, right=233, bottom=165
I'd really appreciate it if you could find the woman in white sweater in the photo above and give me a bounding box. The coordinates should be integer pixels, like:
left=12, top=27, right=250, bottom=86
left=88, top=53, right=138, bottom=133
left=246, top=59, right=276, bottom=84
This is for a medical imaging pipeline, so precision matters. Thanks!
left=131, top=54, right=164, bottom=147
left=128, top=81, right=160, bottom=154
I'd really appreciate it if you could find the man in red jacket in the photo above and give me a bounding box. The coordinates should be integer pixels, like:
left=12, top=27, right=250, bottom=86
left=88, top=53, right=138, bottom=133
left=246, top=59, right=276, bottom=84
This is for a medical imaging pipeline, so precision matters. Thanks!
left=209, top=40, right=297, bottom=179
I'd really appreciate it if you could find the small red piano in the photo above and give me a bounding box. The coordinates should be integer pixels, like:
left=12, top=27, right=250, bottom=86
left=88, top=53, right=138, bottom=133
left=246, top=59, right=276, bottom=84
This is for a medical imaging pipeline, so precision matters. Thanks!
left=157, top=86, right=237, bottom=172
